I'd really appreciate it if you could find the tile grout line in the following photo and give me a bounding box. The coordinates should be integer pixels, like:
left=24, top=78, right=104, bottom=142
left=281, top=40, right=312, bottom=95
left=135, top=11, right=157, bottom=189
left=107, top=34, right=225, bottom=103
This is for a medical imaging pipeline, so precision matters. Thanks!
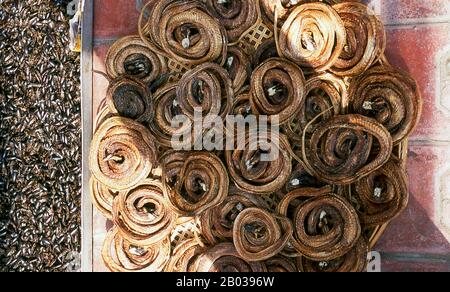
left=384, top=17, right=450, bottom=28
left=93, top=37, right=120, bottom=47
left=408, top=139, right=450, bottom=146
left=380, top=252, right=450, bottom=264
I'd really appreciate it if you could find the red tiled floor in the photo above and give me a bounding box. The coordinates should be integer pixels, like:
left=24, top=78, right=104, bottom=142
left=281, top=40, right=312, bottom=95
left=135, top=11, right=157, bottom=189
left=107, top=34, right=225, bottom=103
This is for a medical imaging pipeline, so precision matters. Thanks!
left=384, top=24, right=450, bottom=142
left=94, top=0, right=149, bottom=39
left=93, top=44, right=109, bottom=71
left=375, top=194, right=450, bottom=255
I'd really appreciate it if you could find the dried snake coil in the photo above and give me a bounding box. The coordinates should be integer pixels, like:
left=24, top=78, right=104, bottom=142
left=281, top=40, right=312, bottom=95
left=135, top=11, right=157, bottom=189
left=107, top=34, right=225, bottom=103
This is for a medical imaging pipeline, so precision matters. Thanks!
left=176, top=62, right=233, bottom=122
left=253, top=38, right=278, bottom=68
left=192, top=242, right=267, bottom=272
left=233, top=208, right=293, bottom=261
left=165, top=239, right=205, bottom=272
left=94, top=101, right=115, bottom=132
left=106, top=76, right=154, bottom=123
left=90, top=177, right=122, bottom=220
left=204, top=0, right=259, bottom=43
left=139, top=0, right=227, bottom=65
left=330, top=2, right=386, bottom=76
left=224, top=46, right=252, bottom=93
left=279, top=3, right=346, bottom=72
left=276, top=187, right=333, bottom=256
left=265, top=255, right=297, bottom=272
left=284, top=161, right=327, bottom=193
left=102, top=228, right=171, bottom=272
left=250, top=57, right=306, bottom=125
left=112, top=179, right=177, bottom=246
left=260, top=0, right=345, bottom=29
left=89, top=117, right=157, bottom=190
left=260, top=0, right=297, bottom=30
left=349, top=65, right=423, bottom=145
left=225, top=129, right=292, bottom=194
left=353, top=158, right=409, bottom=227
left=277, top=187, right=333, bottom=212
left=105, top=35, right=168, bottom=84
left=198, top=191, right=269, bottom=245
left=297, top=237, right=368, bottom=272
left=302, top=114, right=393, bottom=185
left=161, top=151, right=229, bottom=216
left=285, top=73, right=347, bottom=141
left=148, top=83, right=191, bottom=148
left=286, top=193, right=361, bottom=261
left=231, top=92, right=253, bottom=117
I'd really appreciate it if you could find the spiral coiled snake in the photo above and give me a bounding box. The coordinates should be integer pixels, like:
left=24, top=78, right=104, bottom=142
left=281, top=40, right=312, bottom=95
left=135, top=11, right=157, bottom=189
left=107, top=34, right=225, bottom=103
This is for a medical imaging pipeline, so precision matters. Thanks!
left=288, top=193, right=361, bottom=261
left=353, top=158, right=409, bottom=227
left=278, top=3, right=346, bottom=72
left=176, top=62, right=233, bottom=122
left=198, top=191, right=269, bottom=245
left=233, top=208, right=293, bottom=261
left=191, top=242, right=267, bottom=272
left=105, top=35, right=168, bottom=84
left=106, top=76, right=154, bottom=123
left=161, top=151, right=229, bottom=216
left=102, top=228, right=171, bottom=272
left=139, top=0, right=227, bottom=65
left=250, top=57, right=306, bottom=125
left=330, top=2, right=386, bottom=76
left=349, top=65, right=422, bottom=145
left=302, top=114, right=393, bottom=185
left=205, top=0, right=259, bottom=44
left=112, top=179, right=177, bottom=246
left=89, top=117, right=157, bottom=190
left=225, top=129, right=292, bottom=194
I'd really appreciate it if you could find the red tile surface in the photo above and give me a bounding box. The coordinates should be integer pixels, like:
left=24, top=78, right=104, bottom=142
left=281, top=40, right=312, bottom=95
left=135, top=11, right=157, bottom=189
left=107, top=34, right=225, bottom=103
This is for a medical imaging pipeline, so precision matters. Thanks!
left=94, top=0, right=144, bottom=39
left=375, top=195, right=450, bottom=255
left=384, top=24, right=450, bottom=142
left=93, top=44, right=109, bottom=71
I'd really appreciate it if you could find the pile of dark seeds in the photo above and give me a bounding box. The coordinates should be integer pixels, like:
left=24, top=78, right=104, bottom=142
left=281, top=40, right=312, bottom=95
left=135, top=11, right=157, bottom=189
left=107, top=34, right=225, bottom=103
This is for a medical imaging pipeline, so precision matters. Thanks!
left=0, top=0, right=81, bottom=272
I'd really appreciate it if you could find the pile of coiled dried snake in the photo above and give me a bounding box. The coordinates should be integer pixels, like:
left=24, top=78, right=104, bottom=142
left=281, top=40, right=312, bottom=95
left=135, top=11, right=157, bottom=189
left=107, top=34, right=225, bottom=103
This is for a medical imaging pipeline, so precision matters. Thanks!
left=90, top=0, right=422, bottom=272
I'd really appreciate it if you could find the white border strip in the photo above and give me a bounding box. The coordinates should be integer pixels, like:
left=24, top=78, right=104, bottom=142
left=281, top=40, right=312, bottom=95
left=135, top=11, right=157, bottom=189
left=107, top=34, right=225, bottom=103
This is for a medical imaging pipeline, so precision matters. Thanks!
left=81, top=0, right=93, bottom=272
